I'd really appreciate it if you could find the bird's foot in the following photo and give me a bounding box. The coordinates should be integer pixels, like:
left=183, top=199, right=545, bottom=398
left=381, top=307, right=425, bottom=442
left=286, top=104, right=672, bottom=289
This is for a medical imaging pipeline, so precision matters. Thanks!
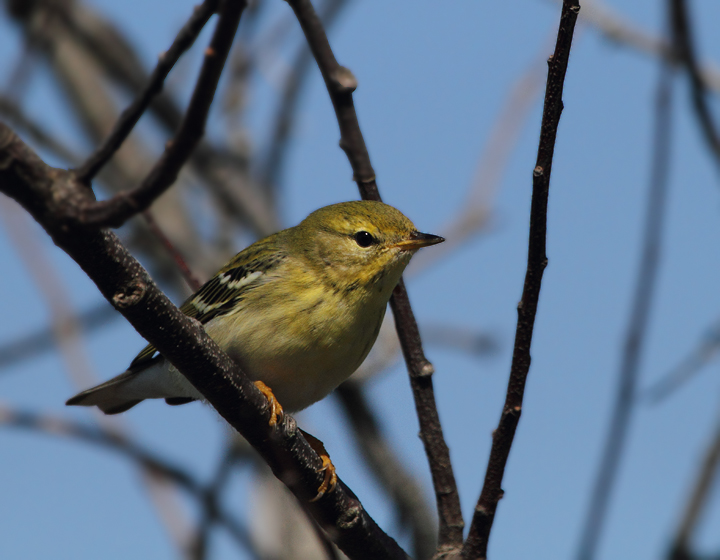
left=253, top=380, right=284, bottom=427
left=301, top=429, right=338, bottom=502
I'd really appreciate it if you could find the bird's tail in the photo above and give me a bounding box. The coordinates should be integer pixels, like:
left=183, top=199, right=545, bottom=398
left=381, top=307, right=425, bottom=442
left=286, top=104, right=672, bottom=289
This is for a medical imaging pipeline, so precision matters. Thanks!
left=66, top=370, right=144, bottom=415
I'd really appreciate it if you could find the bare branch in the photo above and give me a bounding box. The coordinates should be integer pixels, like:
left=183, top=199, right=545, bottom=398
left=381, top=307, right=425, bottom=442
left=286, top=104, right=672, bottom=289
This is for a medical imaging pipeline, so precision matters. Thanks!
left=670, top=0, right=720, bottom=168
left=641, top=318, right=720, bottom=403
left=283, top=0, right=464, bottom=551
left=575, top=30, right=674, bottom=560
left=74, top=0, right=244, bottom=228
left=0, top=123, right=408, bottom=560
left=75, top=0, right=220, bottom=183
left=462, top=2, right=580, bottom=558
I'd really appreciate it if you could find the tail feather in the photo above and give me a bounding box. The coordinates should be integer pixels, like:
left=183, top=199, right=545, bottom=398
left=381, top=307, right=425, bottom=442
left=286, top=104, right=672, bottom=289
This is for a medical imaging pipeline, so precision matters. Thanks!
left=66, top=370, right=145, bottom=414
left=66, top=358, right=202, bottom=414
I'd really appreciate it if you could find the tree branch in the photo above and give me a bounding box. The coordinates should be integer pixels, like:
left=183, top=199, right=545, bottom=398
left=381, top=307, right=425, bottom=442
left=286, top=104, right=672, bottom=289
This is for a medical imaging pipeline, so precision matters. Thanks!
left=0, top=123, right=408, bottom=560
left=75, top=0, right=220, bottom=183
left=462, top=2, right=580, bottom=558
left=284, top=0, right=464, bottom=551
left=74, top=0, right=244, bottom=228
left=670, top=0, right=720, bottom=168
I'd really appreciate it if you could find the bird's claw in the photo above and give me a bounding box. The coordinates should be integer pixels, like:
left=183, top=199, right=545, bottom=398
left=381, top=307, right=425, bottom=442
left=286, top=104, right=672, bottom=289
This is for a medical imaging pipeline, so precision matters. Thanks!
left=301, top=429, right=337, bottom=502
left=309, top=454, right=338, bottom=502
left=253, top=380, right=284, bottom=426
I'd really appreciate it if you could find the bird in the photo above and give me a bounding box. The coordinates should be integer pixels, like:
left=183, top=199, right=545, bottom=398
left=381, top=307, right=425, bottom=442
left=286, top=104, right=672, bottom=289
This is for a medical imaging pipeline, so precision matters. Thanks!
left=67, top=200, right=444, bottom=498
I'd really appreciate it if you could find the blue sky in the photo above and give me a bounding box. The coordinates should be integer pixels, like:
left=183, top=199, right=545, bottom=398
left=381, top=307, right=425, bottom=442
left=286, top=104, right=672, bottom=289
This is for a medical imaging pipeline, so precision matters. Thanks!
left=2, top=1, right=720, bottom=559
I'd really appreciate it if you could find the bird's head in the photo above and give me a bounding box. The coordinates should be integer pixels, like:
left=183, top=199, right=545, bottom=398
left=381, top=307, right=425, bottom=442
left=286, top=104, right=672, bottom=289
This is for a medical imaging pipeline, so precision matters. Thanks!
left=292, top=200, right=444, bottom=298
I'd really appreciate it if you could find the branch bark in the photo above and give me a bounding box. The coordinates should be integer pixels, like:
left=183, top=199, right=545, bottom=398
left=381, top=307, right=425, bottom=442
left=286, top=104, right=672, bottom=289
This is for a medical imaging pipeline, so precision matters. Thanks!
left=462, top=2, right=580, bottom=558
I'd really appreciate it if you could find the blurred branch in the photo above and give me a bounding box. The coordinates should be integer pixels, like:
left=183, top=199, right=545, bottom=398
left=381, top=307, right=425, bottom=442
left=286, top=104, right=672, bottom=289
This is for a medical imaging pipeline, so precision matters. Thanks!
left=576, top=34, right=675, bottom=560
left=0, top=95, right=82, bottom=165
left=0, top=404, right=256, bottom=556
left=260, top=0, right=350, bottom=196
left=75, top=0, right=245, bottom=228
left=336, top=379, right=437, bottom=560
left=668, top=416, right=720, bottom=560
left=579, top=0, right=720, bottom=92
left=462, top=2, right=580, bottom=558
left=670, top=0, right=720, bottom=167
left=143, top=210, right=203, bottom=292
left=0, top=124, right=408, bottom=560
left=189, top=444, right=247, bottom=560
left=409, top=50, right=547, bottom=277
left=0, top=302, right=116, bottom=371
left=75, top=0, right=219, bottom=183
left=284, top=0, right=464, bottom=552
left=641, top=318, right=720, bottom=404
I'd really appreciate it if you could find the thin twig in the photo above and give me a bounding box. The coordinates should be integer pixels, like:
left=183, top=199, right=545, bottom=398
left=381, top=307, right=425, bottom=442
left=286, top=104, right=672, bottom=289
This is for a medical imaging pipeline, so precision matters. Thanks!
left=143, top=210, right=203, bottom=292
left=641, top=318, right=720, bottom=404
left=575, top=30, right=675, bottom=560
left=75, top=0, right=220, bottom=183
left=670, top=0, right=720, bottom=166
left=462, top=2, right=580, bottom=558
left=284, top=0, right=464, bottom=551
left=0, top=303, right=116, bottom=370
left=75, top=0, right=246, bottom=228
left=0, top=123, right=409, bottom=560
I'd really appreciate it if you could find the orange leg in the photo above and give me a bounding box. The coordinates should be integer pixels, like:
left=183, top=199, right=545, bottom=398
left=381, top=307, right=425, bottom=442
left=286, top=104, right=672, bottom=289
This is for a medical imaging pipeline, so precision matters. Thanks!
left=301, top=429, right=338, bottom=502
left=253, top=380, right=284, bottom=427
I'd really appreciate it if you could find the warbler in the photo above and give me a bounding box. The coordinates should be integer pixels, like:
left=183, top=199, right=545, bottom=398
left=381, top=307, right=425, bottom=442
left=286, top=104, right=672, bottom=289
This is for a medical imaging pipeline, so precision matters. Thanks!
left=67, top=200, right=443, bottom=496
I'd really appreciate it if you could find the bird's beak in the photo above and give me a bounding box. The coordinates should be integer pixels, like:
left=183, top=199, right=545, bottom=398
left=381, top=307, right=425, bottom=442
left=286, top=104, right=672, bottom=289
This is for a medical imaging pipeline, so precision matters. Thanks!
left=394, top=231, right=445, bottom=251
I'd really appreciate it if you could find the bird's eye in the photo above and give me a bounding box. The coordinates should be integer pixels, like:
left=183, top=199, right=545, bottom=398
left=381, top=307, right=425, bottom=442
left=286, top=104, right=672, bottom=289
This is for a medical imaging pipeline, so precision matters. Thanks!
left=353, top=231, right=375, bottom=248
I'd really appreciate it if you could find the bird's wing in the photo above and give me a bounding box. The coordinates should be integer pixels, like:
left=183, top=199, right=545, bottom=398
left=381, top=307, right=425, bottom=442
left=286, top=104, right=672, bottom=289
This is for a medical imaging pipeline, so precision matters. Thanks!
left=130, top=233, right=287, bottom=369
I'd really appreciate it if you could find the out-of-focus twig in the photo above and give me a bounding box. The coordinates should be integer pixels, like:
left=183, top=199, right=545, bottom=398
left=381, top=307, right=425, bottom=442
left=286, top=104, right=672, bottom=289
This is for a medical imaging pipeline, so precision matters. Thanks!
left=575, top=32, right=675, bottom=560
left=260, top=0, right=349, bottom=196
left=143, top=210, right=203, bottom=292
left=641, top=318, right=720, bottom=404
left=409, top=50, right=547, bottom=277
left=462, top=2, right=580, bottom=558
left=284, top=0, right=464, bottom=552
left=579, top=0, right=720, bottom=92
left=670, top=0, right=720, bottom=168
left=0, top=302, right=116, bottom=371
left=75, top=0, right=220, bottom=183
left=0, top=96, right=82, bottom=165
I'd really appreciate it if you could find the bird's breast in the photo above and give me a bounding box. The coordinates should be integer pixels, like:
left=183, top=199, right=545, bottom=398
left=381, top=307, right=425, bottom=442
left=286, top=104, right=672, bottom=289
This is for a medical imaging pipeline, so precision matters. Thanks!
left=204, top=281, right=387, bottom=412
